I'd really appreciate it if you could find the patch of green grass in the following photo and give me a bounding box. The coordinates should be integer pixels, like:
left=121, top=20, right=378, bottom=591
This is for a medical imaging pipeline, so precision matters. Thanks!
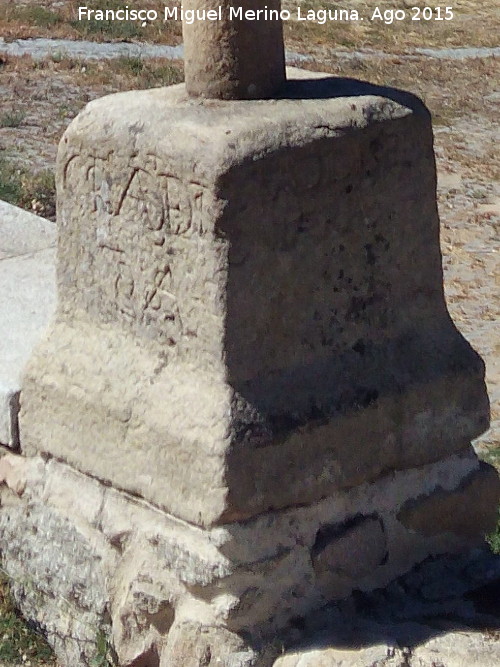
left=20, top=168, right=57, bottom=220
left=49, top=50, right=68, bottom=64
left=0, top=154, right=23, bottom=204
left=25, top=6, right=61, bottom=28
left=0, top=154, right=56, bottom=220
left=140, top=62, right=184, bottom=88
left=0, top=574, right=55, bottom=665
left=114, top=55, right=145, bottom=77
left=108, top=57, right=184, bottom=88
left=9, top=6, right=61, bottom=29
left=74, top=17, right=145, bottom=41
left=487, top=511, right=500, bottom=555
left=0, top=110, right=26, bottom=128
left=91, top=628, right=117, bottom=667
left=70, top=0, right=146, bottom=41
left=480, top=447, right=500, bottom=555
left=481, top=446, right=500, bottom=468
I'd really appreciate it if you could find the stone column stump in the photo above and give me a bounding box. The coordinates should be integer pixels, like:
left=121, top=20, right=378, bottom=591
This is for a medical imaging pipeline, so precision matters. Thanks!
left=0, top=70, right=497, bottom=666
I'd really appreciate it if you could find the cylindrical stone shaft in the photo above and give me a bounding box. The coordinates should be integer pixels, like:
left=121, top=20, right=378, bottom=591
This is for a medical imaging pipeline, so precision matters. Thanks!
left=182, top=0, right=286, bottom=99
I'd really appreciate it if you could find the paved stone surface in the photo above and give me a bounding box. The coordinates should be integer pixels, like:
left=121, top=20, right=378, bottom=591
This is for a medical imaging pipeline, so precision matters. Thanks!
left=0, top=200, right=56, bottom=448
left=0, top=199, right=56, bottom=260
left=275, top=550, right=500, bottom=666
left=0, top=36, right=184, bottom=61
left=0, top=37, right=498, bottom=64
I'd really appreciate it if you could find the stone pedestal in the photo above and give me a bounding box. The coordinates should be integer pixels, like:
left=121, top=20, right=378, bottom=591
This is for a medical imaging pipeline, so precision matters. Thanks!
left=1, top=70, right=497, bottom=666
left=19, top=74, right=490, bottom=526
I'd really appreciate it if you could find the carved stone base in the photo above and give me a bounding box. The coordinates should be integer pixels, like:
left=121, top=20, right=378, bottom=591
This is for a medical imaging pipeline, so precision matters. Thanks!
left=0, top=448, right=498, bottom=666
left=5, top=70, right=498, bottom=665
left=20, top=72, right=488, bottom=527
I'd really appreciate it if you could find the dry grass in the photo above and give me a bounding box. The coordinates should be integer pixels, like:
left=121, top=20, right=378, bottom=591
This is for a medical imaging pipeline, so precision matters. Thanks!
left=299, top=54, right=499, bottom=148
left=284, top=0, right=499, bottom=51
left=0, top=574, right=56, bottom=666
left=0, top=0, right=182, bottom=43
left=0, top=0, right=497, bottom=50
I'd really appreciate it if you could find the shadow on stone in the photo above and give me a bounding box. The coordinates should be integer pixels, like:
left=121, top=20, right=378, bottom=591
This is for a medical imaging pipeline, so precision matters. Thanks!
left=280, top=76, right=430, bottom=117
left=275, top=551, right=500, bottom=664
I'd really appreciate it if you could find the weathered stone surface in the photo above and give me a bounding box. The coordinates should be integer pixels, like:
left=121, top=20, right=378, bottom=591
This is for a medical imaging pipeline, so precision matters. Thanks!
left=397, top=462, right=500, bottom=540
left=0, top=500, right=111, bottom=666
left=274, top=550, right=500, bottom=666
left=274, top=644, right=396, bottom=667
left=312, top=515, right=387, bottom=595
left=159, top=620, right=262, bottom=667
left=19, top=71, right=489, bottom=527
left=0, top=453, right=28, bottom=495
left=5, top=65, right=497, bottom=667
left=410, top=630, right=500, bottom=667
left=1, top=447, right=496, bottom=665
left=110, top=550, right=180, bottom=666
left=272, top=547, right=500, bottom=665
left=183, top=0, right=286, bottom=99
left=0, top=201, right=56, bottom=448
left=274, top=634, right=500, bottom=667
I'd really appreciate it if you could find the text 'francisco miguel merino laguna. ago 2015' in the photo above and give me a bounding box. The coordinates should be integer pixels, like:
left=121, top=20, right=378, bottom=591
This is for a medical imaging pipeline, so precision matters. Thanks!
left=77, top=5, right=372, bottom=25
left=78, top=5, right=455, bottom=25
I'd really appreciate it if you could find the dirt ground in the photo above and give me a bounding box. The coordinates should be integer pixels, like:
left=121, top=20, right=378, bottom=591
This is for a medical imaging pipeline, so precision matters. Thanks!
left=0, top=0, right=498, bottom=49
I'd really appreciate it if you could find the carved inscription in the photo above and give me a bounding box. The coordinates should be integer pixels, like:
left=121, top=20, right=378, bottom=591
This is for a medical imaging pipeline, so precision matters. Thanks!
left=61, top=153, right=212, bottom=344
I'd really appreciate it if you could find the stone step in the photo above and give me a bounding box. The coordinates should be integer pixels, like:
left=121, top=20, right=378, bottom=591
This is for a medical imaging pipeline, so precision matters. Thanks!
left=0, top=200, right=56, bottom=449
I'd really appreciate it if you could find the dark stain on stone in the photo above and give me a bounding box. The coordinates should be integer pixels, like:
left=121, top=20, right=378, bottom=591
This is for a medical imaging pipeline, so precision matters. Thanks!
left=312, top=513, right=384, bottom=558
left=352, top=339, right=366, bottom=356
left=364, top=243, right=376, bottom=266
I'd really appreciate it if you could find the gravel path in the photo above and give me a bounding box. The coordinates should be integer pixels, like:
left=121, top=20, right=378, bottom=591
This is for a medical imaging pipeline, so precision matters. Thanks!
left=1, top=36, right=499, bottom=63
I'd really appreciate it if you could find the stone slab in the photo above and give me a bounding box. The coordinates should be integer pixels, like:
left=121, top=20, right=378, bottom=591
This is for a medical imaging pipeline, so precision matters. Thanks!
left=0, top=201, right=56, bottom=447
left=0, top=199, right=56, bottom=259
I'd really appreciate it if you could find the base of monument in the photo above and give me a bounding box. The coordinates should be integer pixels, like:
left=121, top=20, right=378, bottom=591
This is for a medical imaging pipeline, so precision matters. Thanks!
left=0, top=447, right=497, bottom=666
left=19, top=71, right=490, bottom=529
left=2, top=68, right=498, bottom=665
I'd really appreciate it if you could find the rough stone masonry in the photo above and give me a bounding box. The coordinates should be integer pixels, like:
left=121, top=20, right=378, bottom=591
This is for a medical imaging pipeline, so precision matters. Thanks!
left=0, top=5, right=499, bottom=667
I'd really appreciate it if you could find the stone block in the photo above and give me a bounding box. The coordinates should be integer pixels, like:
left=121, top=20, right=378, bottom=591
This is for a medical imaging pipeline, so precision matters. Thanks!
left=0, top=448, right=497, bottom=665
left=110, top=549, right=180, bottom=666
left=274, top=631, right=500, bottom=667
left=0, top=201, right=56, bottom=448
left=397, top=462, right=500, bottom=540
left=410, top=630, right=500, bottom=667
left=0, top=501, right=110, bottom=666
left=312, top=514, right=387, bottom=595
left=274, top=644, right=394, bottom=667
left=159, top=620, right=261, bottom=667
left=19, top=72, right=489, bottom=527
left=0, top=199, right=56, bottom=260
